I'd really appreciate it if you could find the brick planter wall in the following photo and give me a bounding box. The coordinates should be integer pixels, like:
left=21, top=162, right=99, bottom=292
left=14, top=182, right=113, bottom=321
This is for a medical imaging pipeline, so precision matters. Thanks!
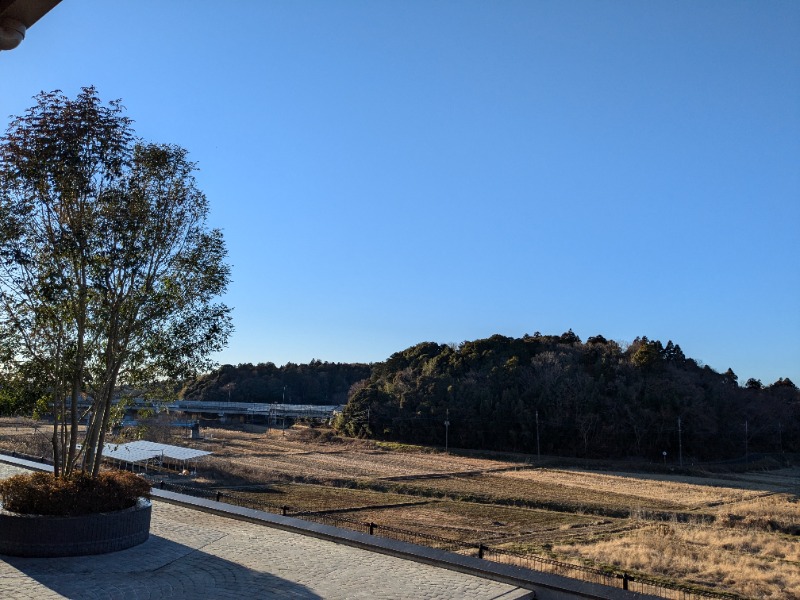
left=0, top=500, right=151, bottom=557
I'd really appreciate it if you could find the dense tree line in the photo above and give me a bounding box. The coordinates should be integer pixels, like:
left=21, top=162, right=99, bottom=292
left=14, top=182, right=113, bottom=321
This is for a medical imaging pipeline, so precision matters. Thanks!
left=5, top=325, right=797, bottom=463
left=334, top=332, right=799, bottom=461
left=181, top=360, right=371, bottom=406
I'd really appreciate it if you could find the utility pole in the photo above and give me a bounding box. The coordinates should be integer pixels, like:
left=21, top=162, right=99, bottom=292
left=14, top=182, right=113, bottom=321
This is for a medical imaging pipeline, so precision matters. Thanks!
left=678, top=417, right=683, bottom=468
left=535, top=410, right=541, bottom=462
left=444, top=409, right=450, bottom=453
left=745, top=420, right=748, bottom=463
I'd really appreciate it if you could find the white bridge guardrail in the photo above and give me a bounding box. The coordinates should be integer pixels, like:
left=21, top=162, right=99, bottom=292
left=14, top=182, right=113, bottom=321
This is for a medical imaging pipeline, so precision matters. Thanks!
left=165, top=401, right=344, bottom=419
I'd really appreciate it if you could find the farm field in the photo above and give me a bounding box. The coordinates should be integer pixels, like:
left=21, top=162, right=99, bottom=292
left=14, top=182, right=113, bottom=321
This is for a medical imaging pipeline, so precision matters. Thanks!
left=326, top=500, right=616, bottom=544
left=183, top=425, right=800, bottom=598
left=201, top=431, right=514, bottom=480
left=1, top=419, right=798, bottom=598
left=227, top=483, right=415, bottom=513
left=222, top=484, right=612, bottom=544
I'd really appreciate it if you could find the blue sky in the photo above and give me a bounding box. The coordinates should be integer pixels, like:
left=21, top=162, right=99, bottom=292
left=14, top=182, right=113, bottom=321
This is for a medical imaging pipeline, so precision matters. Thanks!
left=2, top=1, right=798, bottom=385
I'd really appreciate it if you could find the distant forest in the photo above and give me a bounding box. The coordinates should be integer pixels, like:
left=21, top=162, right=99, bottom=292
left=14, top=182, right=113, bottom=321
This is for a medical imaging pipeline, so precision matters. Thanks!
left=182, top=360, right=371, bottom=406
left=183, top=332, right=799, bottom=462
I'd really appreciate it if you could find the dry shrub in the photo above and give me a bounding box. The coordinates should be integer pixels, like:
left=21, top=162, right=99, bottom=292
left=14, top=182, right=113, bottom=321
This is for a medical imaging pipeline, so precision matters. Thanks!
left=201, top=457, right=274, bottom=486
left=292, top=427, right=339, bottom=444
left=554, top=523, right=800, bottom=598
left=0, top=471, right=150, bottom=516
left=718, top=494, right=800, bottom=535
left=0, top=430, right=53, bottom=460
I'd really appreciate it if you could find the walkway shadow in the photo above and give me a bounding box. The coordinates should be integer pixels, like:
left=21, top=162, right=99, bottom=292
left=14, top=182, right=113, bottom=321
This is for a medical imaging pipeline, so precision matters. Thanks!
left=0, top=534, right=323, bottom=599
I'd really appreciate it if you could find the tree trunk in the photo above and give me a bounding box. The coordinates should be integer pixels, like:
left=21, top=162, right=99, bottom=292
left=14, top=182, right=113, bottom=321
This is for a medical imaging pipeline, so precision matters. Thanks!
left=65, top=256, right=88, bottom=477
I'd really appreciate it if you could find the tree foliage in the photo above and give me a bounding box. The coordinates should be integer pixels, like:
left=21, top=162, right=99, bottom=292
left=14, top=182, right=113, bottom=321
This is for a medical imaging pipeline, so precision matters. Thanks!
left=0, top=87, right=232, bottom=476
left=182, top=360, right=371, bottom=406
left=333, top=332, right=800, bottom=461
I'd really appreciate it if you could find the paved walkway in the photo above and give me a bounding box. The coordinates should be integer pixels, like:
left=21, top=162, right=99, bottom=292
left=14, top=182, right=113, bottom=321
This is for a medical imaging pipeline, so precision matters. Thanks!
left=0, top=463, right=533, bottom=600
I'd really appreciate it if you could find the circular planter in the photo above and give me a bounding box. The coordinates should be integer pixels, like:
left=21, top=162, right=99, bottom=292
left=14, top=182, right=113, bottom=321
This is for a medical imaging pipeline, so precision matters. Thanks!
left=0, top=499, right=151, bottom=557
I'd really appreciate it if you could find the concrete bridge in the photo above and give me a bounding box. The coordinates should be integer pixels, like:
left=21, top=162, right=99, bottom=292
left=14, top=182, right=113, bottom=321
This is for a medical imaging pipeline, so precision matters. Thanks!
left=164, top=400, right=344, bottom=424
left=75, top=398, right=343, bottom=425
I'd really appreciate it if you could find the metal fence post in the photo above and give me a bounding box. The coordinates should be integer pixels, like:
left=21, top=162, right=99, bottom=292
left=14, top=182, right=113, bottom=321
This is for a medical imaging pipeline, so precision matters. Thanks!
left=369, top=522, right=376, bottom=535
left=478, top=544, right=485, bottom=559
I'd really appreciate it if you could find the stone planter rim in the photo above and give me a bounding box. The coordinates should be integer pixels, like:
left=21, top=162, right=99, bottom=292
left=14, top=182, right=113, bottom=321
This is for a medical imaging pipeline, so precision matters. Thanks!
left=0, top=496, right=151, bottom=518
left=0, top=497, right=152, bottom=557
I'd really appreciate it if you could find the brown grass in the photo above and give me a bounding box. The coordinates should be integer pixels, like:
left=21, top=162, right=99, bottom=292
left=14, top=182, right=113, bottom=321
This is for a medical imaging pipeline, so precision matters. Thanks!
left=382, top=472, right=693, bottom=515
left=1, top=418, right=798, bottom=598
left=339, top=501, right=605, bottom=543
left=714, top=493, right=800, bottom=537
left=498, top=468, right=764, bottom=509
left=553, top=522, right=800, bottom=599
left=198, top=426, right=512, bottom=480
left=0, top=419, right=53, bottom=459
left=228, top=483, right=413, bottom=512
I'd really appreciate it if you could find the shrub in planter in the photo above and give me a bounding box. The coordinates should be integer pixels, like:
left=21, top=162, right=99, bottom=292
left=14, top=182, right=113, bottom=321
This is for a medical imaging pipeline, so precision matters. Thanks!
left=0, top=471, right=151, bottom=516
left=0, top=471, right=153, bottom=557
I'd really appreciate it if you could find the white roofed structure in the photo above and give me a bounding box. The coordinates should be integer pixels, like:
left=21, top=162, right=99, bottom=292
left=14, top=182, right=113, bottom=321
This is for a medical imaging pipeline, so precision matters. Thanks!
left=101, top=440, right=211, bottom=473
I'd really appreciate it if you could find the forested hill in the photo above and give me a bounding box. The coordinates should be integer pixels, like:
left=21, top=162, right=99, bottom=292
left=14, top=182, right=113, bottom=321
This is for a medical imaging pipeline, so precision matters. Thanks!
left=332, top=332, right=799, bottom=461
left=182, top=332, right=798, bottom=461
left=182, top=361, right=371, bottom=406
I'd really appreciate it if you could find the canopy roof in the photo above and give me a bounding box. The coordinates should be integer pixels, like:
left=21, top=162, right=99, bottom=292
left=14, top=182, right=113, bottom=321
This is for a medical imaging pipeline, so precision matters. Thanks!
left=102, top=440, right=211, bottom=464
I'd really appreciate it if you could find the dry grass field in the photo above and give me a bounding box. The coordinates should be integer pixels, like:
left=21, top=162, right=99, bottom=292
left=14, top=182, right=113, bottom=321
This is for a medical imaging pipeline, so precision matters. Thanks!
left=199, top=428, right=512, bottom=481
left=498, top=468, right=766, bottom=508
left=552, top=521, right=800, bottom=599
left=1, top=419, right=798, bottom=599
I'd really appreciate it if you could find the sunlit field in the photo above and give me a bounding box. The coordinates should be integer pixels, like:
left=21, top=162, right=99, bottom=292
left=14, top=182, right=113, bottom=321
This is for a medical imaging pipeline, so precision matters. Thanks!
left=1, top=419, right=797, bottom=598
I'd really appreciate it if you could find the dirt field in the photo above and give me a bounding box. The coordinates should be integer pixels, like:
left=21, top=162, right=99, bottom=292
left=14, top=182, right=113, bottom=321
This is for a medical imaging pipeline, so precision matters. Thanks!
left=197, top=426, right=514, bottom=480
left=1, top=419, right=798, bottom=599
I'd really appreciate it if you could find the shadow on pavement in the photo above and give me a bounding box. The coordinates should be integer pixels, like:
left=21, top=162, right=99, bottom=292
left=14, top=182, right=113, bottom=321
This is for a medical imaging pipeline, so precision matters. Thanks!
left=0, top=534, right=323, bottom=599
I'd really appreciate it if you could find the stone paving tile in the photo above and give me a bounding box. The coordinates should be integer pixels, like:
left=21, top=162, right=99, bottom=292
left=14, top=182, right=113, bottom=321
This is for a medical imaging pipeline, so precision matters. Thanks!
left=0, top=493, right=533, bottom=600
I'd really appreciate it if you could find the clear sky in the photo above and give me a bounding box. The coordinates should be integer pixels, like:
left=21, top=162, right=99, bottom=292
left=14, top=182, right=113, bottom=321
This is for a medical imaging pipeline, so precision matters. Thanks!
left=2, top=1, right=798, bottom=385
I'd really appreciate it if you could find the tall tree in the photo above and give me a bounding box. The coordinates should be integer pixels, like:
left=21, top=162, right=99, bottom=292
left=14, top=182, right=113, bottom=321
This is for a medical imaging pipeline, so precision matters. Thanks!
left=745, top=378, right=763, bottom=390
left=0, top=87, right=232, bottom=476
